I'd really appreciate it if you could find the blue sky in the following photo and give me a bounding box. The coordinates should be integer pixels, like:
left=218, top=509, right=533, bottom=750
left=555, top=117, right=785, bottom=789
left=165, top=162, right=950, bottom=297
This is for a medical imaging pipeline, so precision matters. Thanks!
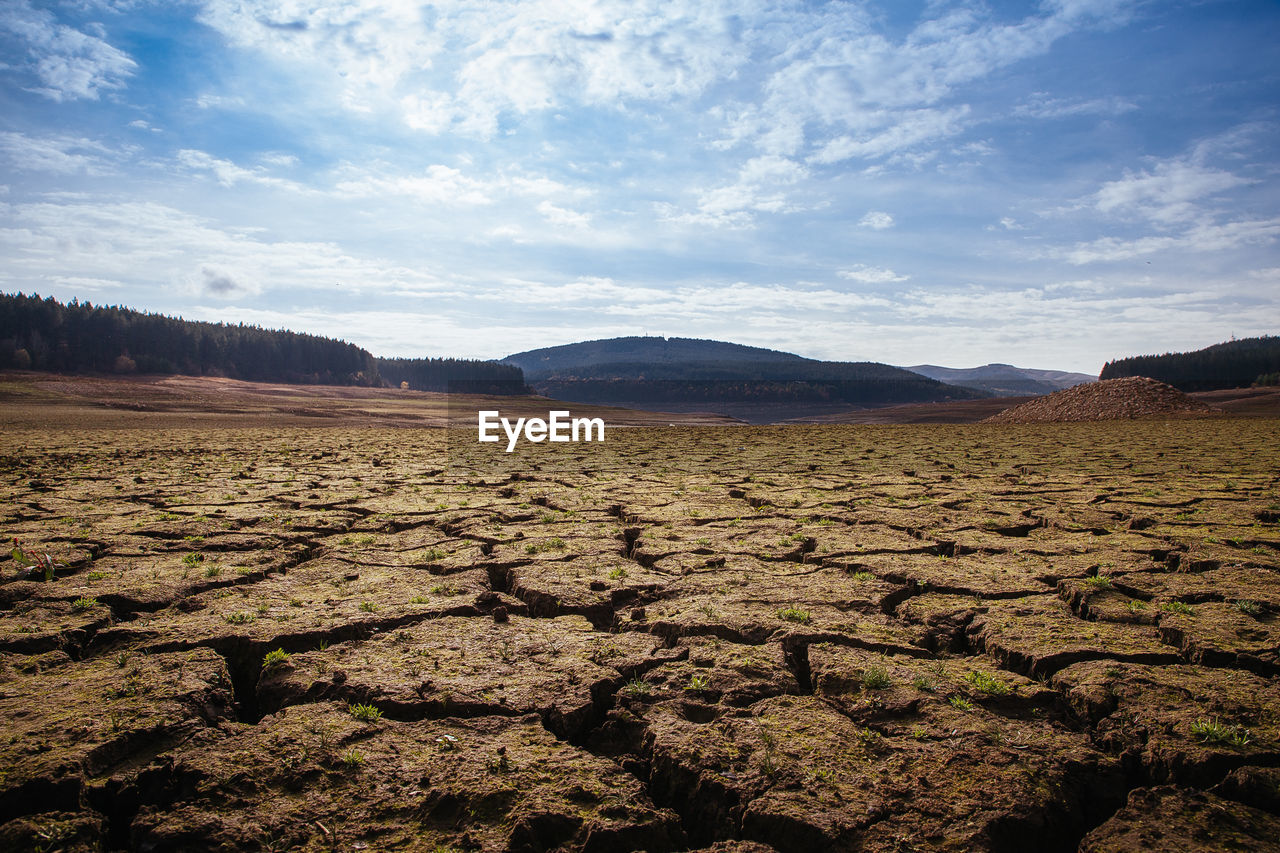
left=1, top=0, right=1277, bottom=373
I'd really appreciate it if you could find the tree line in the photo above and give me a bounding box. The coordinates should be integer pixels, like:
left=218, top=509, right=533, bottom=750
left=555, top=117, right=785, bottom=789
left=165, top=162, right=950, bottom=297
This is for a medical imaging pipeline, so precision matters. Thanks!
left=0, top=292, right=524, bottom=392
left=1100, top=336, right=1280, bottom=392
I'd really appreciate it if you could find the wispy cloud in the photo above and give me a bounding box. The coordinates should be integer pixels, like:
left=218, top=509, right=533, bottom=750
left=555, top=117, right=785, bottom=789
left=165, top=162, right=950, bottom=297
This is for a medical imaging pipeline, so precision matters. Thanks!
left=0, top=0, right=136, bottom=101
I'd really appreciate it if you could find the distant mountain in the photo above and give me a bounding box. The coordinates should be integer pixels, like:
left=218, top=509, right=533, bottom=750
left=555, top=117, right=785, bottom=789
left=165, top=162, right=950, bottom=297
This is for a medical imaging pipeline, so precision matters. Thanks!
left=1100, top=336, right=1280, bottom=392
left=905, top=363, right=1096, bottom=397
left=502, top=336, right=988, bottom=423
left=502, top=336, right=809, bottom=379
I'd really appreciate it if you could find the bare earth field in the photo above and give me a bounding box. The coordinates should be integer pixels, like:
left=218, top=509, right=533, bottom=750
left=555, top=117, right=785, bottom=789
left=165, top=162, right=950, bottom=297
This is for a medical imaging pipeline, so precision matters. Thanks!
left=2, top=377, right=1280, bottom=852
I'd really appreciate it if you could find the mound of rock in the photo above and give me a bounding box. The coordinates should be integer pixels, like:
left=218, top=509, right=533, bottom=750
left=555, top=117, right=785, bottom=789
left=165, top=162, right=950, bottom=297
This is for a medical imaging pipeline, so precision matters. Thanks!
left=983, top=377, right=1219, bottom=424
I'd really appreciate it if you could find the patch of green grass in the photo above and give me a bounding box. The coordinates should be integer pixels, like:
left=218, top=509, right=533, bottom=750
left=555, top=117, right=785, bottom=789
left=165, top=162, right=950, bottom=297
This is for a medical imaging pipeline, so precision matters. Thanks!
left=348, top=702, right=383, bottom=723
left=1235, top=599, right=1263, bottom=616
left=181, top=552, right=203, bottom=567
left=1190, top=717, right=1250, bottom=747
left=341, top=748, right=365, bottom=768
left=776, top=606, right=811, bottom=624
left=964, top=670, right=1010, bottom=696
left=949, top=695, right=973, bottom=711
left=223, top=611, right=255, bottom=624
left=420, top=548, right=445, bottom=562
left=358, top=601, right=379, bottom=613
left=429, top=583, right=461, bottom=596
left=70, top=596, right=98, bottom=612
left=1083, top=575, right=1112, bottom=591
left=262, top=648, right=289, bottom=670
left=607, top=567, right=627, bottom=580
left=860, top=666, right=891, bottom=690
left=911, top=675, right=937, bottom=692
left=87, top=570, right=108, bottom=581
left=621, top=678, right=652, bottom=698
left=686, top=674, right=710, bottom=691
left=1160, top=601, right=1194, bottom=616
left=850, top=571, right=876, bottom=582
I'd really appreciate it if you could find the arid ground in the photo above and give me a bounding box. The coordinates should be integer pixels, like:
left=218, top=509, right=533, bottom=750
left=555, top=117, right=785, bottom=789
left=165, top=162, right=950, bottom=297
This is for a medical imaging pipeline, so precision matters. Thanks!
left=1, top=375, right=1279, bottom=852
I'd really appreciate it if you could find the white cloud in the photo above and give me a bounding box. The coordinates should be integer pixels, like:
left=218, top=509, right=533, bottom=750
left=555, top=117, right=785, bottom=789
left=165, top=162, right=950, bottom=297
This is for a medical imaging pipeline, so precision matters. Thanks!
left=177, top=149, right=307, bottom=191
left=196, top=0, right=752, bottom=137
left=1014, top=93, right=1138, bottom=119
left=1092, top=160, right=1253, bottom=225
left=0, top=199, right=452, bottom=298
left=1060, top=218, right=1280, bottom=264
left=838, top=265, right=908, bottom=284
left=857, top=211, right=894, bottom=230
left=536, top=200, right=590, bottom=229
left=0, top=0, right=136, bottom=101
left=661, top=155, right=810, bottom=229
left=0, top=132, right=118, bottom=175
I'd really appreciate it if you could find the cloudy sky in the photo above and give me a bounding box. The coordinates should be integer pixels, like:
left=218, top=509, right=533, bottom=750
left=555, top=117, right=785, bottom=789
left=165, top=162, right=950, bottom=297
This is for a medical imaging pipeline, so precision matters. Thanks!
left=2, top=0, right=1277, bottom=373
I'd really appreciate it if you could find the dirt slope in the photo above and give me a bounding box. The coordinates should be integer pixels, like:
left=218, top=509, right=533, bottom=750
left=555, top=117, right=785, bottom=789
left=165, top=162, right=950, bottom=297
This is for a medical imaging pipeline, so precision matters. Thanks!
left=983, top=376, right=1220, bottom=424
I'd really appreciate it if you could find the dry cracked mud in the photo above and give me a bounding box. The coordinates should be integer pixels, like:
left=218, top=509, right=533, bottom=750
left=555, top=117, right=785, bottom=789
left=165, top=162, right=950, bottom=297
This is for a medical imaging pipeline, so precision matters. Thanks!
left=2, top=417, right=1279, bottom=852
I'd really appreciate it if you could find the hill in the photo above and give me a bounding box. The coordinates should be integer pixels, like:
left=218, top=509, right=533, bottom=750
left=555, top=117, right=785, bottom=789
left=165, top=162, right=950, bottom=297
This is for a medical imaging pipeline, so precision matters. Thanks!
left=503, top=336, right=988, bottom=422
left=502, top=336, right=809, bottom=378
left=0, top=292, right=523, bottom=393
left=1100, top=336, right=1280, bottom=392
left=906, top=363, right=1095, bottom=397
left=983, top=377, right=1219, bottom=423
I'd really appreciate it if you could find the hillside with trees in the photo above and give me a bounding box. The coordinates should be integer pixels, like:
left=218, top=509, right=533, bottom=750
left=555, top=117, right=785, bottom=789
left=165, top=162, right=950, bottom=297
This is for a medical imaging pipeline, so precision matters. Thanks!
left=503, top=336, right=987, bottom=421
left=1100, top=336, right=1280, bottom=392
left=0, top=293, right=522, bottom=392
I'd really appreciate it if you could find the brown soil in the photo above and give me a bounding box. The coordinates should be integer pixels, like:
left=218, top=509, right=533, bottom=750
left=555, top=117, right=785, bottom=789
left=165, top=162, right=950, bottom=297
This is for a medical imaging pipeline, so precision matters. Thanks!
left=1, top=385, right=1279, bottom=852
left=982, top=377, right=1220, bottom=424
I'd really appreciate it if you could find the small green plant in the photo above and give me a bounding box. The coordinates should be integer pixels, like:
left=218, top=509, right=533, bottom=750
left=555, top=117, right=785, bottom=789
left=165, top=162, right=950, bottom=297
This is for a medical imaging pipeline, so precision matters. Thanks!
left=911, top=675, right=937, bottom=692
left=1126, top=600, right=1148, bottom=613
left=1083, top=575, right=1112, bottom=591
left=349, top=702, right=383, bottom=723
left=262, top=648, right=290, bottom=670
left=949, top=695, right=973, bottom=711
left=182, top=552, right=204, bottom=567
left=851, top=571, right=876, bottom=582
left=358, top=600, right=379, bottom=613
left=776, top=606, right=811, bottom=624
left=9, top=539, right=59, bottom=581
left=965, top=670, right=1010, bottom=696
left=224, top=611, right=255, bottom=624
left=1235, top=599, right=1263, bottom=616
left=409, top=594, right=430, bottom=604
left=1190, top=717, right=1250, bottom=747
left=621, top=678, right=652, bottom=698
left=686, top=674, right=710, bottom=691
left=341, top=748, right=365, bottom=768
left=420, top=548, right=445, bottom=561
left=87, top=570, right=108, bottom=581
left=608, top=567, right=628, bottom=580
left=860, top=666, right=891, bottom=690
left=428, top=583, right=461, bottom=596
left=1161, top=601, right=1194, bottom=616
left=204, top=564, right=222, bottom=578
left=70, top=596, right=98, bottom=612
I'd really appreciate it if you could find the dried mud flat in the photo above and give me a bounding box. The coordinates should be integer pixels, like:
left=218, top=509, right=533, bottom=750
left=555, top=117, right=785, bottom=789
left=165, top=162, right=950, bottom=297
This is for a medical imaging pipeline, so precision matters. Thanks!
left=2, top=413, right=1280, bottom=852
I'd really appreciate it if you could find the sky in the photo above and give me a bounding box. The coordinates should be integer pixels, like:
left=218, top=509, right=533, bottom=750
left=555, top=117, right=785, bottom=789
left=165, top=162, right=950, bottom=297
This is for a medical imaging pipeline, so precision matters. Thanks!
left=1, top=0, right=1278, bottom=374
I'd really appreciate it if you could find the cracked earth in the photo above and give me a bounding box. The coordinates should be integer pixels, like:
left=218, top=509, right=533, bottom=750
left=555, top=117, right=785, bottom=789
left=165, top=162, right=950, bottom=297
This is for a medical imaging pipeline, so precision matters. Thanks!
left=2, top=419, right=1279, bottom=852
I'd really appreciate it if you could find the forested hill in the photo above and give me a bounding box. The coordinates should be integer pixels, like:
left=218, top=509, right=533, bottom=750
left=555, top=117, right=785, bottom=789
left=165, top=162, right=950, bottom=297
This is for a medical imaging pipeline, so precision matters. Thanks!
left=1100, top=336, right=1280, bottom=392
left=501, top=335, right=988, bottom=417
left=503, top=336, right=810, bottom=378
left=0, top=292, right=524, bottom=392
